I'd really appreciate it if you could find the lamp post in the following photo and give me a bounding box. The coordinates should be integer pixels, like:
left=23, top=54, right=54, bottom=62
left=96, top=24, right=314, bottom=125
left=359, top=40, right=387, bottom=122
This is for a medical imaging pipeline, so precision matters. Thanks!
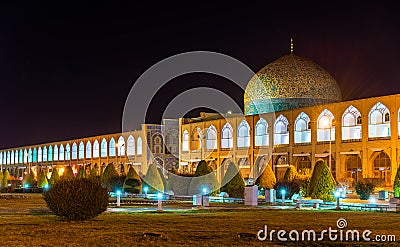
left=281, top=189, right=286, bottom=206
left=26, top=152, right=30, bottom=174
left=202, top=188, right=207, bottom=207
left=335, top=190, right=341, bottom=210
left=144, top=186, right=148, bottom=199
left=116, top=190, right=121, bottom=208
left=157, top=193, right=163, bottom=212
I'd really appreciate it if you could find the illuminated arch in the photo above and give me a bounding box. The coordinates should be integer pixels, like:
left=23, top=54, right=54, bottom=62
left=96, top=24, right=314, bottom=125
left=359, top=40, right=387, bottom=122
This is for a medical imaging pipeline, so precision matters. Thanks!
left=237, top=120, right=250, bottom=148
left=294, top=112, right=311, bottom=144
left=317, top=109, right=335, bottom=141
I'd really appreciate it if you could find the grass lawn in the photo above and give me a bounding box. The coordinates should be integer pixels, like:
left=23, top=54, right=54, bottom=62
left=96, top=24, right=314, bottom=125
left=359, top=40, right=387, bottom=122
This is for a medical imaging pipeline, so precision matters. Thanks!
left=0, top=194, right=399, bottom=246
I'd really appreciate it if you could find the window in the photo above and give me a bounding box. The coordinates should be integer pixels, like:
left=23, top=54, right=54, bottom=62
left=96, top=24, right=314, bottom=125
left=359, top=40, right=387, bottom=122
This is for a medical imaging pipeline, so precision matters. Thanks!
left=191, top=127, right=202, bottom=151
left=221, top=122, right=233, bottom=148
left=86, top=141, right=92, bottom=159
left=59, top=145, right=65, bottom=161
left=182, top=130, right=189, bottom=152
left=117, top=136, right=125, bottom=156
left=79, top=142, right=84, bottom=159
left=368, top=102, right=390, bottom=138
left=237, top=120, right=250, bottom=148
left=65, top=144, right=71, bottom=161
left=137, top=137, right=142, bottom=155
left=101, top=138, right=107, bottom=157
left=93, top=140, right=100, bottom=158
left=109, top=138, right=116, bottom=157
left=317, top=109, right=335, bottom=141
left=342, top=105, right=362, bottom=141
left=38, top=147, right=43, bottom=162
left=33, top=148, right=37, bottom=162
left=255, top=118, right=268, bottom=146
left=43, top=146, right=47, bottom=162
left=72, top=142, right=77, bottom=160
left=48, top=146, right=53, bottom=162
left=274, top=115, right=289, bottom=145
left=23, top=149, right=28, bottom=163
left=206, top=125, right=217, bottom=150
left=54, top=145, right=59, bottom=161
left=127, top=135, right=135, bottom=156
left=294, top=112, right=311, bottom=144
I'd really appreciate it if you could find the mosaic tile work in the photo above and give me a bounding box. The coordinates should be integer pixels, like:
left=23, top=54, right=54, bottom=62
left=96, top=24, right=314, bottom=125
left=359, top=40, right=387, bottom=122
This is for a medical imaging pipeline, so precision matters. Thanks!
left=244, top=54, right=342, bottom=115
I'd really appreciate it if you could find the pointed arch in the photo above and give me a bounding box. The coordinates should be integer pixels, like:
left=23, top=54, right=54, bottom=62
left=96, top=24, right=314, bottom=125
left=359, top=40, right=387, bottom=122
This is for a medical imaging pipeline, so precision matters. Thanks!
left=72, top=142, right=78, bottom=160
left=317, top=109, right=335, bottom=142
left=48, top=146, right=53, bottom=162
left=342, top=105, right=362, bottom=141
left=109, top=138, right=116, bottom=157
left=79, top=141, right=85, bottom=159
left=237, top=120, right=250, bottom=148
left=54, top=145, right=59, bottom=161
left=255, top=118, right=269, bottom=146
left=117, top=136, right=125, bottom=156
left=221, top=122, right=233, bottom=148
left=38, top=147, right=43, bottom=162
left=19, top=149, right=23, bottom=163
left=33, top=148, right=37, bottom=162
left=274, top=114, right=289, bottom=145
left=206, top=125, right=217, bottom=150
left=101, top=138, right=107, bottom=157
left=65, top=144, right=70, bottom=161
left=182, top=130, right=189, bottom=152
left=43, top=146, right=48, bottom=162
left=23, top=149, right=28, bottom=163
left=127, top=135, right=135, bottom=156
left=11, top=150, right=15, bottom=164
left=137, top=137, right=143, bottom=155
left=86, top=141, right=92, bottom=159
left=294, top=112, right=311, bottom=144
left=59, top=145, right=65, bottom=161
left=28, top=148, right=33, bottom=163
left=93, top=140, right=100, bottom=158
left=369, top=102, right=390, bottom=138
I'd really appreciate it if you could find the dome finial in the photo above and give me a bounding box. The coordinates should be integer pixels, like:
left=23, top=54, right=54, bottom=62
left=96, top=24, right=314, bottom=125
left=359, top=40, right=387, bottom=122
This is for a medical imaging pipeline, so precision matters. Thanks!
left=290, top=38, right=294, bottom=54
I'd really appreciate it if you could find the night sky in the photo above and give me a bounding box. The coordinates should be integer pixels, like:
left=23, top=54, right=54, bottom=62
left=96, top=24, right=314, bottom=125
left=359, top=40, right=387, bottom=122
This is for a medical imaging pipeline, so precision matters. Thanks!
left=1, top=2, right=399, bottom=149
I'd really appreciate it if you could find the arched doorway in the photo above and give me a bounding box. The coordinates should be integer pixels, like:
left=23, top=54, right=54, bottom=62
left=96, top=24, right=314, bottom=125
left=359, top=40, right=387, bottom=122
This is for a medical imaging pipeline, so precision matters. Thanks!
left=295, top=156, right=312, bottom=175
left=372, top=151, right=391, bottom=186
left=345, top=155, right=362, bottom=185
left=273, top=154, right=288, bottom=180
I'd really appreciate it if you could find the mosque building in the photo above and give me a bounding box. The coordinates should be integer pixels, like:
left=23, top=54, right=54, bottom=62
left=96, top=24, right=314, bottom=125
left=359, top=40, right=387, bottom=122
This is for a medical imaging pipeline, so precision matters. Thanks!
left=1, top=42, right=399, bottom=189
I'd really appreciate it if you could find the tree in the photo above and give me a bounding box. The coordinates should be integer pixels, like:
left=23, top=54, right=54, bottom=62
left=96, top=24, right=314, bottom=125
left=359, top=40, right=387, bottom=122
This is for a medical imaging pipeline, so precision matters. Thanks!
left=355, top=181, right=375, bottom=200
left=1, top=170, right=10, bottom=189
left=308, top=161, right=336, bottom=201
left=143, top=163, right=164, bottom=193
left=0, top=171, right=3, bottom=189
left=24, top=171, right=36, bottom=187
left=89, top=167, right=99, bottom=178
left=101, top=163, right=121, bottom=192
left=123, top=167, right=142, bottom=194
left=188, top=160, right=219, bottom=196
left=283, top=165, right=297, bottom=182
left=157, top=166, right=166, bottom=189
left=394, top=167, right=400, bottom=198
left=76, top=166, right=86, bottom=179
left=220, top=162, right=245, bottom=198
left=255, top=164, right=276, bottom=189
left=62, top=166, right=75, bottom=181
left=49, top=168, right=61, bottom=186
left=37, top=169, right=49, bottom=189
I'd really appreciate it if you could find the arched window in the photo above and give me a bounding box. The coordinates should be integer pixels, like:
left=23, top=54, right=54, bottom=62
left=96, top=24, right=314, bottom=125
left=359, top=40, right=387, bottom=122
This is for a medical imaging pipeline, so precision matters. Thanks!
left=294, top=112, right=311, bottom=144
left=221, top=122, right=233, bottom=148
left=317, top=109, right=335, bottom=142
left=342, top=105, right=362, bottom=141
left=23, top=149, right=28, bottom=163
left=28, top=148, right=32, bottom=163
left=72, top=142, right=78, bottom=160
left=7, top=151, right=11, bottom=164
left=48, top=146, right=53, bottom=162
left=65, top=144, right=71, bottom=161
left=38, top=147, right=43, bottom=162
left=33, top=148, right=37, bottom=162
left=206, top=125, right=217, bottom=150
left=182, top=130, right=189, bottom=152
left=274, top=115, right=289, bottom=145
left=93, top=140, right=100, bottom=158
left=369, top=102, right=390, bottom=138
left=295, top=156, right=312, bottom=174
left=0, top=152, right=2, bottom=165
left=19, top=149, right=23, bottom=163
left=117, top=136, right=125, bottom=156
left=14, top=150, right=18, bottom=164
left=137, top=137, right=143, bottom=155
left=345, top=155, right=362, bottom=183
left=255, top=118, right=269, bottom=146
left=101, top=138, right=107, bottom=157
left=79, top=141, right=84, bottom=159
left=54, top=145, right=59, bottom=161
left=373, top=151, right=391, bottom=185
left=237, top=120, right=250, bottom=148
left=109, top=138, right=116, bottom=157
left=86, top=141, right=92, bottom=159
left=59, top=145, right=65, bottom=161
left=43, top=146, right=48, bottom=162
left=127, top=135, right=135, bottom=156
left=191, top=127, right=202, bottom=151
left=152, top=133, right=163, bottom=154
left=11, top=150, right=15, bottom=164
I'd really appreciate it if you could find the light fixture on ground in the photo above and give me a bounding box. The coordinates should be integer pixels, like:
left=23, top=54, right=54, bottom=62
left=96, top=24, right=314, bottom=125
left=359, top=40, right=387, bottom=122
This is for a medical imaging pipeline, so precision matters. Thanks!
left=157, top=193, right=163, bottom=212
left=369, top=197, right=376, bottom=204
left=281, top=189, right=285, bottom=206
left=116, top=190, right=121, bottom=208
left=202, top=188, right=208, bottom=207
left=335, top=190, right=341, bottom=210
left=144, top=186, right=148, bottom=199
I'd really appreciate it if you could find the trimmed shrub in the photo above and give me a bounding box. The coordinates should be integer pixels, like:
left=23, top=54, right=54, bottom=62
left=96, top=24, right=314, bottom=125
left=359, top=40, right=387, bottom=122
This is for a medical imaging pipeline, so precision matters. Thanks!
left=274, top=181, right=300, bottom=200
left=123, top=167, right=142, bottom=194
left=157, top=167, right=166, bottom=188
left=255, top=164, right=276, bottom=189
left=49, top=168, right=60, bottom=186
left=24, top=171, right=36, bottom=188
left=220, top=162, right=245, bottom=198
left=1, top=170, right=10, bottom=189
left=394, top=167, right=400, bottom=198
left=308, top=161, right=336, bottom=201
left=89, top=167, right=99, bottom=178
left=0, top=171, right=3, bottom=188
left=295, top=174, right=311, bottom=197
left=101, top=163, right=120, bottom=192
left=355, top=181, right=375, bottom=200
left=43, top=178, right=109, bottom=221
left=76, top=167, right=86, bottom=179
left=37, top=170, right=48, bottom=189
left=143, top=164, right=164, bottom=193
left=62, top=166, right=75, bottom=181
left=188, top=160, right=219, bottom=196
left=283, top=165, right=297, bottom=182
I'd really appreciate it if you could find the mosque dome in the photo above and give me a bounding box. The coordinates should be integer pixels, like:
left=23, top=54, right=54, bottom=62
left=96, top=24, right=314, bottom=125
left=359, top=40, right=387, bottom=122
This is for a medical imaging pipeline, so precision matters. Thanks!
left=244, top=42, right=342, bottom=115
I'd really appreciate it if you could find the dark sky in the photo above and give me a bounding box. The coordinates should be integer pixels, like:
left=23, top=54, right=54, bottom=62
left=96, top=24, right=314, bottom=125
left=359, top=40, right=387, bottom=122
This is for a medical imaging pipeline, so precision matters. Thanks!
left=1, top=2, right=400, bottom=149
